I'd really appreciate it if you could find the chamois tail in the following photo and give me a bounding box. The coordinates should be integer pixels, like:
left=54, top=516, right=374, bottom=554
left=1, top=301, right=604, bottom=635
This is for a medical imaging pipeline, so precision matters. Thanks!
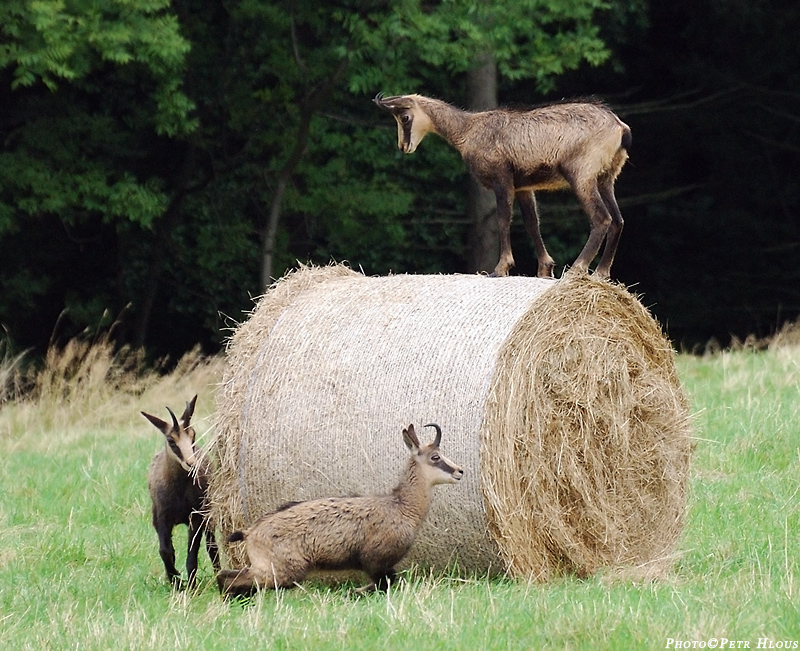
left=621, top=124, right=632, bottom=152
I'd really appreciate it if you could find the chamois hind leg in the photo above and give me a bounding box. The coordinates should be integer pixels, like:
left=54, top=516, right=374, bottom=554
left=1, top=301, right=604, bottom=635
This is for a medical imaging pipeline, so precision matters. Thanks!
left=217, top=568, right=259, bottom=599
left=217, top=562, right=290, bottom=598
left=372, top=568, right=397, bottom=592
left=355, top=568, right=397, bottom=595
left=563, top=171, right=613, bottom=275
left=516, top=190, right=555, bottom=278
left=594, top=176, right=624, bottom=279
left=205, top=527, right=221, bottom=574
left=186, top=512, right=204, bottom=588
left=489, top=184, right=515, bottom=277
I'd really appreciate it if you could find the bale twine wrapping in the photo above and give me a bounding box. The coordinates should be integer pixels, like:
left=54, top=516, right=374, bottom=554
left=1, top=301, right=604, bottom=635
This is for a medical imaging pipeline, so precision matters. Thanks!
left=210, top=264, right=691, bottom=580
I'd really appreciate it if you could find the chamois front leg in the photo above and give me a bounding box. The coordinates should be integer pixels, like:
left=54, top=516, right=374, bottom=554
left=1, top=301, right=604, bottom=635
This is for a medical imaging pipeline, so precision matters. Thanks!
left=517, top=190, right=556, bottom=278
left=156, top=520, right=181, bottom=588
left=489, top=184, right=516, bottom=277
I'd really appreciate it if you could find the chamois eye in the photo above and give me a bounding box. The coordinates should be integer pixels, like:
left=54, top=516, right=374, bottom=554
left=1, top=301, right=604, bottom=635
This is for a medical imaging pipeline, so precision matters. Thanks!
left=401, top=113, right=411, bottom=124
left=431, top=454, right=440, bottom=462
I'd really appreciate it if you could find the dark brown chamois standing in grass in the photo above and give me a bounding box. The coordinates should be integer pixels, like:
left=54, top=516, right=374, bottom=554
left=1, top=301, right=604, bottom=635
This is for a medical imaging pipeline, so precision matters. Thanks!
left=216, top=423, right=463, bottom=598
left=374, top=93, right=631, bottom=279
left=143, top=395, right=220, bottom=589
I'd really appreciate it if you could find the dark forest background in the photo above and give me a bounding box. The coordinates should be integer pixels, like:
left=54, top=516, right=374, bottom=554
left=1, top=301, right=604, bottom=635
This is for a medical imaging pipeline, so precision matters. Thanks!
left=2, top=0, right=798, bottom=361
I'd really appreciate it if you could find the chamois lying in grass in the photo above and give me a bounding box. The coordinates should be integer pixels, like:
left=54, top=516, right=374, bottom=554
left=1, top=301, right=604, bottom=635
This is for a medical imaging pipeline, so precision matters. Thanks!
left=374, top=93, right=631, bottom=279
left=142, top=395, right=220, bottom=589
left=217, top=423, right=463, bottom=598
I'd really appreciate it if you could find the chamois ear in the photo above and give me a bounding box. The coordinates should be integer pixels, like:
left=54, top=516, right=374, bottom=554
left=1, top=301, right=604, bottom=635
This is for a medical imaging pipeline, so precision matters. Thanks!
left=141, top=411, right=168, bottom=434
left=373, top=93, right=413, bottom=112
left=181, top=395, right=197, bottom=426
left=402, top=424, right=421, bottom=452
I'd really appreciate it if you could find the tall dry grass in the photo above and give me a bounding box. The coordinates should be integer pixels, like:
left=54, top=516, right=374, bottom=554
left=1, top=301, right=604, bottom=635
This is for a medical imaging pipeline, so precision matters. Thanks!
left=0, top=339, right=26, bottom=405
left=0, top=332, right=223, bottom=447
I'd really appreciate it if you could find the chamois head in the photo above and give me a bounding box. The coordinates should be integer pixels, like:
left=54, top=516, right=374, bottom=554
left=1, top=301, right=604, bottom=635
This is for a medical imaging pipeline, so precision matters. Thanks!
left=373, top=93, right=435, bottom=154
left=403, top=423, right=463, bottom=485
left=142, top=395, right=199, bottom=472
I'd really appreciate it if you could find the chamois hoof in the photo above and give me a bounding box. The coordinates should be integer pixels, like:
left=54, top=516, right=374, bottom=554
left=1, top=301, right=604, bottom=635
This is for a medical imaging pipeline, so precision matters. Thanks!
left=353, top=582, right=378, bottom=596
left=537, top=261, right=557, bottom=279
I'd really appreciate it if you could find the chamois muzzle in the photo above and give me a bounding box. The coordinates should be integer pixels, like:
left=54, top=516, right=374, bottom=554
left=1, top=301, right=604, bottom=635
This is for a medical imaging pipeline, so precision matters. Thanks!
left=423, top=423, right=464, bottom=482
left=165, top=406, right=197, bottom=471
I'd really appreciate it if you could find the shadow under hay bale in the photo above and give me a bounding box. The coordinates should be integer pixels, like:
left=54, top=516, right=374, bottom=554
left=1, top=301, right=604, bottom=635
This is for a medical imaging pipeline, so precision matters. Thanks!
left=209, top=264, right=691, bottom=580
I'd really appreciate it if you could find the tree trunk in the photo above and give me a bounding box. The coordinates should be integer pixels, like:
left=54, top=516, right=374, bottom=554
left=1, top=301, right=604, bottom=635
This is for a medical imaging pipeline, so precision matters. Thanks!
left=259, top=56, right=350, bottom=290
left=260, top=109, right=311, bottom=290
left=466, top=53, right=499, bottom=274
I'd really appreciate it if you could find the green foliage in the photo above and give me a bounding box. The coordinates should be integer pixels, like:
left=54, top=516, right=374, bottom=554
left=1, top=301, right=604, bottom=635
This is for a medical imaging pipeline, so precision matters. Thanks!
left=0, top=0, right=189, bottom=92
left=7, top=0, right=795, bottom=359
left=0, top=0, right=193, bottom=237
left=0, top=0, right=199, bottom=354
left=342, top=0, right=611, bottom=94
left=0, top=0, right=620, bottom=356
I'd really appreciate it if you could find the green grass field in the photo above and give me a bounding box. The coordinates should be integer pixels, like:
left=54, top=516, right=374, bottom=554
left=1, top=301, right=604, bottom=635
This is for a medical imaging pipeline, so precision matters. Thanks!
left=1, top=341, right=798, bottom=649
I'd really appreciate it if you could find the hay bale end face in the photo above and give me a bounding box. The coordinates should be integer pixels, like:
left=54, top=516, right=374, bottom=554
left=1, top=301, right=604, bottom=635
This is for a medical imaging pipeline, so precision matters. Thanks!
left=210, top=265, right=691, bottom=580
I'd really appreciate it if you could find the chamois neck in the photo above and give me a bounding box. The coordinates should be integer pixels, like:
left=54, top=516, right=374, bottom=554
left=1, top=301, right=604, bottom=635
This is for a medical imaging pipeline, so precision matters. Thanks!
left=392, top=458, right=433, bottom=526
left=418, top=97, right=472, bottom=151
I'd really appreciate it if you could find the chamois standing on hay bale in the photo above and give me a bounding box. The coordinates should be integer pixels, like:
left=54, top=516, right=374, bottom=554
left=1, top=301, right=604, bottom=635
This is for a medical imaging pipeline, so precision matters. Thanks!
left=143, top=395, right=220, bottom=589
left=374, top=93, right=631, bottom=279
left=217, top=423, right=463, bottom=598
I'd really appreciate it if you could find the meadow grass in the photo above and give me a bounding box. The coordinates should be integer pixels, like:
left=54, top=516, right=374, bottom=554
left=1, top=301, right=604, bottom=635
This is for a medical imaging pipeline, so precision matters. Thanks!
left=0, top=339, right=798, bottom=649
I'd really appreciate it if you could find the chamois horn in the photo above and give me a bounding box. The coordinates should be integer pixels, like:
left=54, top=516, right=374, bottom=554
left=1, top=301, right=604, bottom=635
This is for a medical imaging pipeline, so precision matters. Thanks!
left=166, top=406, right=180, bottom=431
left=373, top=92, right=409, bottom=111
left=424, top=423, right=442, bottom=448
left=180, top=395, right=197, bottom=425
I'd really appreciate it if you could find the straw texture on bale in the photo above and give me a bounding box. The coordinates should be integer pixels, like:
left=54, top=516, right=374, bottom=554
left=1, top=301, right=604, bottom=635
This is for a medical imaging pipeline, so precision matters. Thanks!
left=210, top=264, right=691, bottom=580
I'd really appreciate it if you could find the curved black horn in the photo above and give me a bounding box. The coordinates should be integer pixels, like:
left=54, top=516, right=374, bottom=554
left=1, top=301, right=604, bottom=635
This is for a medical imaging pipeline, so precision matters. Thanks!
left=166, top=406, right=180, bottom=431
left=373, top=91, right=385, bottom=106
left=423, top=423, right=442, bottom=447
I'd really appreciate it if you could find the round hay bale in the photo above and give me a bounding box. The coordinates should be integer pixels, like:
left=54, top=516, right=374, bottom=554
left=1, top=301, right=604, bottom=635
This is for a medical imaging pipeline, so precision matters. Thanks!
left=209, top=264, right=691, bottom=580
